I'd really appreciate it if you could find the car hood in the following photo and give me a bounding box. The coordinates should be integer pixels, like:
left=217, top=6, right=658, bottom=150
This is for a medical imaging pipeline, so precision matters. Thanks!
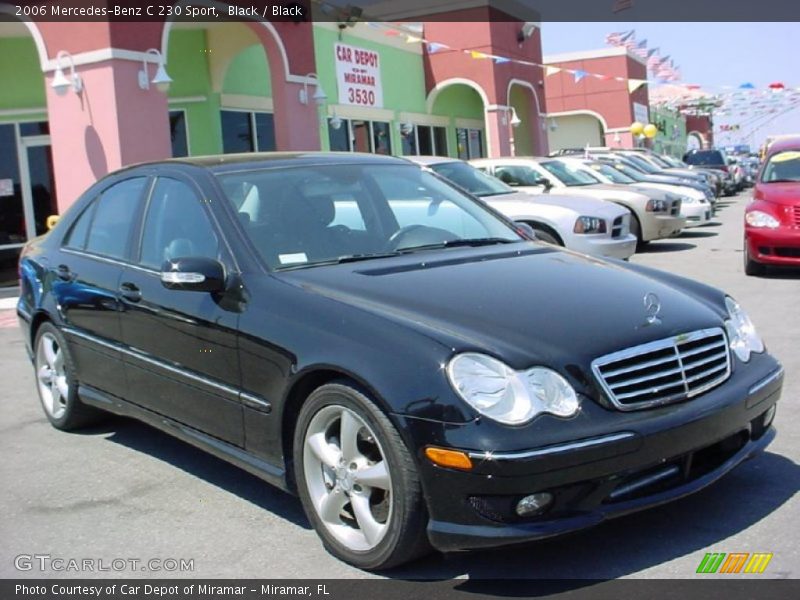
left=279, top=245, right=726, bottom=377
left=756, top=182, right=800, bottom=206
left=547, top=184, right=649, bottom=204
left=483, top=190, right=627, bottom=218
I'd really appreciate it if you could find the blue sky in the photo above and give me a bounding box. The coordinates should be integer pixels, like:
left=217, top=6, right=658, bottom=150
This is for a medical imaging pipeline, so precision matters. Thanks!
left=541, top=22, right=800, bottom=150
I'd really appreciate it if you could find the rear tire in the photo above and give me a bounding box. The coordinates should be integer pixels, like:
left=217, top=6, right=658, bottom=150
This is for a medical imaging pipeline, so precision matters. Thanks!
left=630, top=214, right=649, bottom=250
left=33, top=322, right=105, bottom=431
left=294, top=382, right=430, bottom=570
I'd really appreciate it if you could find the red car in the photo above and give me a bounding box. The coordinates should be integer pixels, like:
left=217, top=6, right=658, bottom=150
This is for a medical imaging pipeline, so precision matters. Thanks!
left=744, top=136, right=800, bottom=275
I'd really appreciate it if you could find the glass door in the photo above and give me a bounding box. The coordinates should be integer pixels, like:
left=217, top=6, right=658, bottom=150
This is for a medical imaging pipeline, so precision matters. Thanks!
left=20, top=136, right=58, bottom=239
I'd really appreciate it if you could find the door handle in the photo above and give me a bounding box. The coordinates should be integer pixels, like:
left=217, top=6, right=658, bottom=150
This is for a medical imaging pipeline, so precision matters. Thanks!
left=55, top=264, right=73, bottom=281
left=119, top=282, right=142, bottom=303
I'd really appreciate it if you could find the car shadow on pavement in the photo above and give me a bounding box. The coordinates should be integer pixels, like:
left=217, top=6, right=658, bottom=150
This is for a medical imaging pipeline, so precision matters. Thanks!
left=386, top=450, right=798, bottom=581
left=638, top=242, right=697, bottom=253
left=679, top=231, right=718, bottom=239
left=758, top=267, right=800, bottom=280
left=100, top=417, right=312, bottom=530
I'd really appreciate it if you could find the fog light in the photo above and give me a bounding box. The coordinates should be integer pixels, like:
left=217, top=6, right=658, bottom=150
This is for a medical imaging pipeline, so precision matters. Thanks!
left=515, top=492, right=553, bottom=517
left=763, top=404, right=777, bottom=428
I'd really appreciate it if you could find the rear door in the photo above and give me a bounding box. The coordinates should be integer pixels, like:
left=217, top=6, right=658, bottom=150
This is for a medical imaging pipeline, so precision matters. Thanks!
left=56, top=176, right=149, bottom=398
left=117, top=173, right=244, bottom=445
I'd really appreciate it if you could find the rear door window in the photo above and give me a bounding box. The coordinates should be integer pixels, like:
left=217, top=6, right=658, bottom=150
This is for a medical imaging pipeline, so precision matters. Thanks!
left=84, top=178, right=148, bottom=259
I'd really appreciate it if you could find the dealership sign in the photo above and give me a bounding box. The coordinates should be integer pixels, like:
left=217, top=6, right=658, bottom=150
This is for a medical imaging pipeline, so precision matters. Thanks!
left=335, top=43, right=383, bottom=108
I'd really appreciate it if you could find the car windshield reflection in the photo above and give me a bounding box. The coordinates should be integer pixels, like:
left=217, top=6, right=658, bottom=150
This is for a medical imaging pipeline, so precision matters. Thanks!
left=216, top=164, right=522, bottom=270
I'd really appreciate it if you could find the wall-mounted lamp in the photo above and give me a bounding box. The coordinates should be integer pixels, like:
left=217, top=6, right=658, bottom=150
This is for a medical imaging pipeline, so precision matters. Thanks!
left=51, top=50, right=82, bottom=96
left=509, top=107, right=522, bottom=128
left=299, top=73, right=327, bottom=105
left=613, top=132, right=621, bottom=144
left=549, top=118, right=558, bottom=132
left=138, top=49, right=172, bottom=92
left=516, top=22, right=537, bottom=44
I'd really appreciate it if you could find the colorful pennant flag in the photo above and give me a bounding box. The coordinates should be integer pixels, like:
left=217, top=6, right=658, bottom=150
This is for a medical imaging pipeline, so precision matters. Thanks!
left=574, top=69, right=588, bottom=83
left=426, top=42, right=448, bottom=54
left=545, top=65, right=562, bottom=77
left=627, top=79, right=647, bottom=93
left=470, top=50, right=489, bottom=59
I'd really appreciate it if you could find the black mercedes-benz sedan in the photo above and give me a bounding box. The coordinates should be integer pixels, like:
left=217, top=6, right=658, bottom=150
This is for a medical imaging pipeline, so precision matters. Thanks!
left=17, top=153, right=783, bottom=570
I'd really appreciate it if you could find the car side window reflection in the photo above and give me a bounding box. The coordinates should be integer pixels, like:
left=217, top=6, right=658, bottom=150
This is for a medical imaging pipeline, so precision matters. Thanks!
left=84, top=177, right=148, bottom=259
left=139, top=178, right=220, bottom=269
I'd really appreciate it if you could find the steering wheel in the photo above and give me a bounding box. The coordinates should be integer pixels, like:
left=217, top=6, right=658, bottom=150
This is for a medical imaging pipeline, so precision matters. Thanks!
left=386, top=225, right=459, bottom=251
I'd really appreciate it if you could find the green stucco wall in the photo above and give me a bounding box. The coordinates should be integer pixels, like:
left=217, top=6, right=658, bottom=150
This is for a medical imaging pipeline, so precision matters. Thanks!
left=650, top=106, right=687, bottom=157
left=223, top=45, right=272, bottom=97
left=0, top=37, right=46, bottom=120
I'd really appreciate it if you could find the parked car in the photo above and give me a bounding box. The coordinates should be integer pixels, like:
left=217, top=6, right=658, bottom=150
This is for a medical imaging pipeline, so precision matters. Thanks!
left=683, top=149, right=738, bottom=195
left=743, top=136, right=800, bottom=275
left=596, top=154, right=717, bottom=203
left=470, top=157, right=685, bottom=247
left=408, top=156, right=636, bottom=259
left=615, top=150, right=715, bottom=191
left=557, top=157, right=712, bottom=228
left=18, top=152, right=782, bottom=569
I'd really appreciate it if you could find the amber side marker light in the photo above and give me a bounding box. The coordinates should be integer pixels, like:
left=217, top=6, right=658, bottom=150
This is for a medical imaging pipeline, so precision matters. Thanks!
left=425, top=446, right=473, bottom=470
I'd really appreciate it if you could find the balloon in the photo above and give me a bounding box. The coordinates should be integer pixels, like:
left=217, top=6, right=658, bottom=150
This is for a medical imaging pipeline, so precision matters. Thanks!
left=630, top=121, right=644, bottom=135
left=644, top=123, right=658, bottom=138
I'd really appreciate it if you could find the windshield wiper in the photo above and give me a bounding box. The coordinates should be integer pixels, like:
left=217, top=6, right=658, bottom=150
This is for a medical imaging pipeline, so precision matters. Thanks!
left=276, top=252, right=402, bottom=270
left=398, top=237, right=517, bottom=253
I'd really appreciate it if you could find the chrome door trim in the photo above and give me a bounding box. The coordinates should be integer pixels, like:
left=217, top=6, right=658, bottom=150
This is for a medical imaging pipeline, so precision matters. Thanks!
left=467, top=431, right=637, bottom=462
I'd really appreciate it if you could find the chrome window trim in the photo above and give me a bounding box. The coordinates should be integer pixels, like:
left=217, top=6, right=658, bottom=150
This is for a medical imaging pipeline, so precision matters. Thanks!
left=591, top=327, right=731, bottom=412
left=467, top=432, right=636, bottom=461
left=62, top=326, right=270, bottom=411
left=61, top=247, right=158, bottom=275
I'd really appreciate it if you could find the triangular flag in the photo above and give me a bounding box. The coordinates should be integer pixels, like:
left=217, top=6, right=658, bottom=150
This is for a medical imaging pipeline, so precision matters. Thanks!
left=426, top=42, right=447, bottom=54
left=405, top=35, right=422, bottom=44
left=494, top=56, right=511, bottom=64
left=573, top=70, right=587, bottom=83
left=383, top=29, right=399, bottom=37
left=739, top=82, right=755, bottom=89
left=627, top=79, right=646, bottom=93
left=470, top=51, right=489, bottom=59
left=545, top=66, right=561, bottom=77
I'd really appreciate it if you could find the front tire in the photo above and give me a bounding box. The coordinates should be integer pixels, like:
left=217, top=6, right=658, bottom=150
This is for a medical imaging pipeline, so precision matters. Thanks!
left=744, top=240, right=766, bottom=276
left=34, top=322, right=104, bottom=430
left=294, top=382, right=429, bottom=570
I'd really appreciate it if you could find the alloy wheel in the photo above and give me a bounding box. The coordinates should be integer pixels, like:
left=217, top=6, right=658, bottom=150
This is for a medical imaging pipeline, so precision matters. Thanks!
left=302, top=405, right=393, bottom=552
left=35, top=332, right=69, bottom=419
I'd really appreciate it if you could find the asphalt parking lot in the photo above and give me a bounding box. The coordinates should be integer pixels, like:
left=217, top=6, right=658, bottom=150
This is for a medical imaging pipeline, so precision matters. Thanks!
left=0, top=190, right=797, bottom=580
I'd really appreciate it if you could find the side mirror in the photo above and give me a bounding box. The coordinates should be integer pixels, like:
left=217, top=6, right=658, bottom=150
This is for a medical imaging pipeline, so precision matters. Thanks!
left=160, top=257, right=225, bottom=292
left=515, top=222, right=537, bottom=240
left=540, top=178, right=554, bottom=191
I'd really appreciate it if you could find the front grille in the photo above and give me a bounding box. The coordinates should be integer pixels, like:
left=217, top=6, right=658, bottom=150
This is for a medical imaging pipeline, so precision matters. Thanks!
left=793, top=206, right=800, bottom=228
left=592, top=328, right=731, bottom=411
left=611, top=215, right=625, bottom=238
left=775, top=247, right=800, bottom=258
left=670, top=199, right=682, bottom=216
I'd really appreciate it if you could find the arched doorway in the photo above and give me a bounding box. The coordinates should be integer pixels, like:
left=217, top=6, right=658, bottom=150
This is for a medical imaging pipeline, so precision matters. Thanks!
left=687, top=131, right=705, bottom=150
left=547, top=111, right=607, bottom=152
left=428, top=80, right=488, bottom=159
left=0, top=17, right=54, bottom=287
left=508, top=81, right=543, bottom=157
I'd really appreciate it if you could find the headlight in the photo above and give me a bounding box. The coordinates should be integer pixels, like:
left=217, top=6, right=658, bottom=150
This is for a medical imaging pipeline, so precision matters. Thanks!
left=573, top=216, right=607, bottom=234
left=724, top=297, right=764, bottom=362
left=646, top=198, right=669, bottom=212
left=679, top=194, right=695, bottom=204
left=447, top=353, right=579, bottom=425
left=745, top=210, right=780, bottom=229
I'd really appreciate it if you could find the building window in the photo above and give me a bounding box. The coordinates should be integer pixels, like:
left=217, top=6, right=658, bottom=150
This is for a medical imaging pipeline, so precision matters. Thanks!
left=328, top=119, right=392, bottom=154
left=401, top=125, right=449, bottom=157
left=169, top=110, right=188, bottom=157
left=456, top=128, right=484, bottom=160
left=220, top=110, right=276, bottom=153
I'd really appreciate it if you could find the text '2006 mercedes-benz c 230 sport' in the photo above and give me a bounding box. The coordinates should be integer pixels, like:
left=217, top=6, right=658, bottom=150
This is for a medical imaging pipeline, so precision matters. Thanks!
left=17, top=153, right=783, bottom=570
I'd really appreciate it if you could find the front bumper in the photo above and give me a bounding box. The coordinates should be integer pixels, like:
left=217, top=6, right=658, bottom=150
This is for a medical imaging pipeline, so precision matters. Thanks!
left=681, top=203, right=712, bottom=228
left=746, top=227, right=800, bottom=266
left=641, top=214, right=686, bottom=241
left=569, top=233, right=637, bottom=260
left=401, top=355, right=782, bottom=552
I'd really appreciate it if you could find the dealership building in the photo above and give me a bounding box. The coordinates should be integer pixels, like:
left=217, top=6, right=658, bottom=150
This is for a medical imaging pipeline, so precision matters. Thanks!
left=0, top=2, right=555, bottom=286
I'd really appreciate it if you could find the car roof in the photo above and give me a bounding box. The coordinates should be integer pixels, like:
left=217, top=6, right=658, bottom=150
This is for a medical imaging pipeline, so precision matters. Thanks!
left=406, top=155, right=462, bottom=166
left=766, top=136, right=800, bottom=155
left=470, top=157, right=549, bottom=165
left=122, top=151, right=412, bottom=174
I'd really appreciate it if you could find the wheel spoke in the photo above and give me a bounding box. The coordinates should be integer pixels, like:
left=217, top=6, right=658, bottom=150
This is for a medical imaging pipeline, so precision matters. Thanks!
left=37, top=365, right=52, bottom=385
left=55, top=376, right=69, bottom=400
left=355, top=461, right=390, bottom=490
left=318, top=488, right=347, bottom=524
left=339, top=410, right=361, bottom=462
left=350, top=493, right=385, bottom=546
left=53, top=348, right=64, bottom=372
left=42, top=336, right=58, bottom=368
left=307, top=432, right=341, bottom=469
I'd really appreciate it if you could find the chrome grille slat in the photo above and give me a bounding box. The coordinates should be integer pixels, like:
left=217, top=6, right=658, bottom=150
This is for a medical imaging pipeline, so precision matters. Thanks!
left=592, top=328, right=731, bottom=411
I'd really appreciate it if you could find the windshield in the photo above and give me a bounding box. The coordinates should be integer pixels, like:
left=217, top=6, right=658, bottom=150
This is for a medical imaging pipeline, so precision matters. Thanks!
left=540, top=160, right=601, bottom=186
left=624, top=154, right=659, bottom=174
left=661, top=155, right=687, bottom=168
left=428, top=161, right=513, bottom=197
left=587, top=162, right=635, bottom=184
left=216, top=164, right=521, bottom=270
left=605, top=161, right=646, bottom=181
left=684, top=150, right=726, bottom=166
left=761, top=150, right=800, bottom=183
left=491, top=164, right=546, bottom=187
